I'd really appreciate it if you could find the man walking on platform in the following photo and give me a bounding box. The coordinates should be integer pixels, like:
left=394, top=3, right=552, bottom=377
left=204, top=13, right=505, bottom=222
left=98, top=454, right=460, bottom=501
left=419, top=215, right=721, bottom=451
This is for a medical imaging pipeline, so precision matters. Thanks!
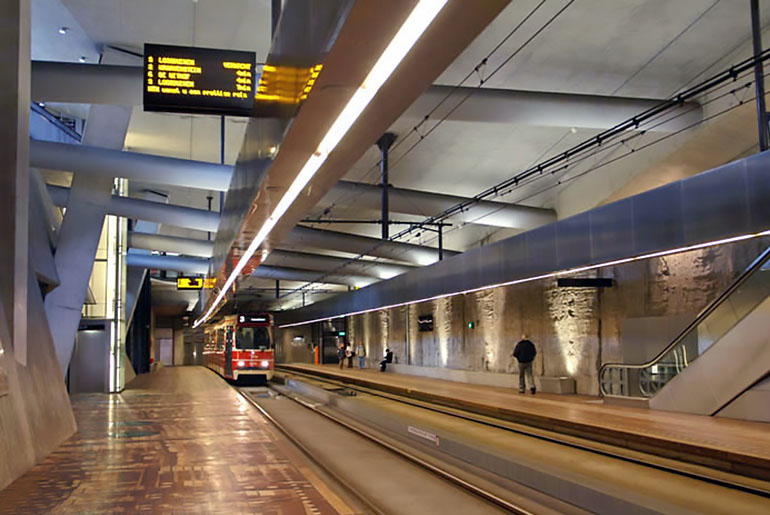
left=513, top=334, right=537, bottom=394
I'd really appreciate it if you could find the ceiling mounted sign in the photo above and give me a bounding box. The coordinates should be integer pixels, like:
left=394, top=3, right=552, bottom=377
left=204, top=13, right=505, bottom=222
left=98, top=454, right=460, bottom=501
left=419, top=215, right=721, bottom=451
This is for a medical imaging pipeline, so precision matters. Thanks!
left=177, top=277, right=204, bottom=290
left=143, top=43, right=256, bottom=116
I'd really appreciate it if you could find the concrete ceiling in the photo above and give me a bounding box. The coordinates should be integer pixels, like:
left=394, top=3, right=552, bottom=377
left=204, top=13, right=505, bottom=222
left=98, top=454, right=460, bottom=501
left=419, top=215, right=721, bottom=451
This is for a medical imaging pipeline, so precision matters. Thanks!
left=30, top=0, right=770, bottom=311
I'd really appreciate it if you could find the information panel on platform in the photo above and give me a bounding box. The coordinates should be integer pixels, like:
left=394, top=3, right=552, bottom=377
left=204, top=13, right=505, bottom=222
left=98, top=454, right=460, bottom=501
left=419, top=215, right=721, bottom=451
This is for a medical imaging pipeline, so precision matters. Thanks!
left=143, top=43, right=256, bottom=116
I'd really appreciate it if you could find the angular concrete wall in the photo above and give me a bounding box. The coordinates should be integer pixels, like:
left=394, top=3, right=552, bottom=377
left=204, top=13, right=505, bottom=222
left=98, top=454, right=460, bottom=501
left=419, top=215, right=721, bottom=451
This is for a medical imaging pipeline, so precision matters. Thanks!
left=277, top=237, right=768, bottom=395
left=0, top=274, right=77, bottom=490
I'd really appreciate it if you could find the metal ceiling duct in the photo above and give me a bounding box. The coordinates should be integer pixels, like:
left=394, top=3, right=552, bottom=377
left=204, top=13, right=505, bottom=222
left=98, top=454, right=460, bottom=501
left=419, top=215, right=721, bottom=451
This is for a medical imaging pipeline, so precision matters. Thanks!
left=128, top=231, right=215, bottom=258
left=126, top=253, right=209, bottom=275
left=323, top=180, right=556, bottom=229
left=286, top=225, right=458, bottom=266
left=48, top=185, right=220, bottom=232
left=31, top=140, right=233, bottom=191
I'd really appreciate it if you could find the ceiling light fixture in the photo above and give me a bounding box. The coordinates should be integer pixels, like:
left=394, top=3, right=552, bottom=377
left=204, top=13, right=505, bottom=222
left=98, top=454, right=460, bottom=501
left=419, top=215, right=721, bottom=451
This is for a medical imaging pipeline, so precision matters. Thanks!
left=78, top=56, right=86, bottom=63
left=58, top=26, right=68, bottom=35
left=278, top=229, right=770, bottom=328
left=193, top=0, right=448, bottom=328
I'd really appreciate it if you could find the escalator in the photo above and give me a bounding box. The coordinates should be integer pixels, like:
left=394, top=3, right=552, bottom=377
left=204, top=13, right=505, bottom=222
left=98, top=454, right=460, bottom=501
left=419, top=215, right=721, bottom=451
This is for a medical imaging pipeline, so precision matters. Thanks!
left=600, top=246, right=770, bottom=419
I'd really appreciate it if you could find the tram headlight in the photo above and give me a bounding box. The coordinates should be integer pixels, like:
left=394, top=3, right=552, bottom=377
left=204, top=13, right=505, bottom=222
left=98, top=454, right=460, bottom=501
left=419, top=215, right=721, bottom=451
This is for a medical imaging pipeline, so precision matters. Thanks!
left=260, top=360, right=269, bottom=368
left=237, top=360, right=246, bottom=368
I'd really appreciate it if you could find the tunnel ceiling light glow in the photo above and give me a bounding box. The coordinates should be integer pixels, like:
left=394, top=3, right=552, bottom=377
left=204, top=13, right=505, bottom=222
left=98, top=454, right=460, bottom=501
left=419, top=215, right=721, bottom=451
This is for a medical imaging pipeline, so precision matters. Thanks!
left=194, top=0, right=448, bottom=329
left=278, top=229, right=770, bottom=328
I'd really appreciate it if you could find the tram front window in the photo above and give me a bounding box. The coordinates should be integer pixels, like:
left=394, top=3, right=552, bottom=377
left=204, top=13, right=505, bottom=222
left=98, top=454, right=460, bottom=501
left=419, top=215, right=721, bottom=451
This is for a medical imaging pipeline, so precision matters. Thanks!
left=236, top=327, right=271, bottom=350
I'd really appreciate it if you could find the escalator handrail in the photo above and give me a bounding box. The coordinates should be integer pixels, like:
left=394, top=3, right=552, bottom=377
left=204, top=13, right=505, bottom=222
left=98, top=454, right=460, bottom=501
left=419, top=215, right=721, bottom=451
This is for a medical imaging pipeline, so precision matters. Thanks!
left=600, top=244, right=770, bottom=396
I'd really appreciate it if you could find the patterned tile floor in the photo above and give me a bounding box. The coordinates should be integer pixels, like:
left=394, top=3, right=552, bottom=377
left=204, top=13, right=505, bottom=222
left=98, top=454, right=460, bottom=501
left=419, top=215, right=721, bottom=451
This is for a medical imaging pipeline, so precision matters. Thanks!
left=0, top=367, right=351, bottom=514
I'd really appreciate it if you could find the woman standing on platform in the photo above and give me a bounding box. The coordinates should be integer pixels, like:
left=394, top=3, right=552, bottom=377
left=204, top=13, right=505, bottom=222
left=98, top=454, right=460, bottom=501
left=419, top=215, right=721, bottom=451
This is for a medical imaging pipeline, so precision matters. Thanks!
left=338, top=343, right=346, bottom=369
left=345, top=344, right=354, bottom=368
left=356, top=342, right=366, bottom=369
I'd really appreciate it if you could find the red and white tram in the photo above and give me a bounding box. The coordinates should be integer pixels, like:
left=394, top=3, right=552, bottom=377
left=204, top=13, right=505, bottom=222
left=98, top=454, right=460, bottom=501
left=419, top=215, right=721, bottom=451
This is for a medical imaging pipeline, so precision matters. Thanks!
left=203, top=313, right=274, bottom=382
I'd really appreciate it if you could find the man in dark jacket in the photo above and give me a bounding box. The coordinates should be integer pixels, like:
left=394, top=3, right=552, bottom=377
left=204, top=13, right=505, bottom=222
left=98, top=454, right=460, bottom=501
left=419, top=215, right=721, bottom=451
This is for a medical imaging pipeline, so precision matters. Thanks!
left=379, top=348, right=393, bottom=372
left=513, top=334, right=536, bottom=394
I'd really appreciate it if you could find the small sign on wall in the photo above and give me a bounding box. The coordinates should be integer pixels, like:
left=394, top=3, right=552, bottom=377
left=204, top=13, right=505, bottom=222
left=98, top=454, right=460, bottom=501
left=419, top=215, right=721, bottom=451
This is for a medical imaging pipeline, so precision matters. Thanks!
left=418, top=315, right=434, bottom=332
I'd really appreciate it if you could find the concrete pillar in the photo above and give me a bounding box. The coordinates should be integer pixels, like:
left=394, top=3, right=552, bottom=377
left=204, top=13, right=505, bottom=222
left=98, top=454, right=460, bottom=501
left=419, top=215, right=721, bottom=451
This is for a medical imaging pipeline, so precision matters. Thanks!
left=0, top=0, right=30, bottom=365
left=44, top=102, right=132, bottom=374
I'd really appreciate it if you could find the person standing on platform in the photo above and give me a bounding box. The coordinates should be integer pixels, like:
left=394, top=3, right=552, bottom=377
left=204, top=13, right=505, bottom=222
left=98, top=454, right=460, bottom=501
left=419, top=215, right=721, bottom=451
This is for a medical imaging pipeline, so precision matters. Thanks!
left=345, top=343, right=354, bottom=368
left=513, top=334, right=537, bottom=394
left=338, top=343, right=346, bottom=370
left=356, top=342, right=366, bottom=369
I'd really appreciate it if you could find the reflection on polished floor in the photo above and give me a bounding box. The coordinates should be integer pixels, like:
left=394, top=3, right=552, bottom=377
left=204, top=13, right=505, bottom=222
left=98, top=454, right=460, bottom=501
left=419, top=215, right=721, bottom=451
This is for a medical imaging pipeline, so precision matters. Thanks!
left=280, top=363, right=770, bottom=480
left=0, top=367, right=350, bottom=514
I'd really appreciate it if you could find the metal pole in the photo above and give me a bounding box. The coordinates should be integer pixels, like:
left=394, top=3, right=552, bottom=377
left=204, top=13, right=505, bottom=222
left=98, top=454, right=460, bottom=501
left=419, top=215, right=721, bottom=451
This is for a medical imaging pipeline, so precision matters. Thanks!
left=376, top=133, right=396, bottom=239
left=275, top=280, right=280, bottom=299
left=220, top=116, right=225, bottom=211
left=438, top=225, right=443, bottom=261
left=206, top=194, right=213, bottom=241
left=271, top=0, right=282, bottom=37
left=751, top=0, right=769, bottom=151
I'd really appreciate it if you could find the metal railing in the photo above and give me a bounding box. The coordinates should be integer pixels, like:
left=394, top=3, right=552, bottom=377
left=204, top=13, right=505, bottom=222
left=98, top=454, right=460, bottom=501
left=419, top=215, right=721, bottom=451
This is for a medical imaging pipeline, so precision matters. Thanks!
left=600, top=245, right=770, bottom=398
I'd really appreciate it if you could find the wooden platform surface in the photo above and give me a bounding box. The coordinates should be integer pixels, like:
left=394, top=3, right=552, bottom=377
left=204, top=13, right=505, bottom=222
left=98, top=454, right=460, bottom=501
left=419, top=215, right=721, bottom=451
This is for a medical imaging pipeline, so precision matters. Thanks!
left=280, top=363, right=770, bottom=480
left=0, top=366, right=351, bottom=514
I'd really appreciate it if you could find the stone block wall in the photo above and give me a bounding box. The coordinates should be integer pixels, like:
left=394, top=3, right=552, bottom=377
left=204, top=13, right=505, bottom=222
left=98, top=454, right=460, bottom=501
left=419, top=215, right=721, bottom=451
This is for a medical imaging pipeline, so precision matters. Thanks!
left=351, top=238, right=768, bottom=395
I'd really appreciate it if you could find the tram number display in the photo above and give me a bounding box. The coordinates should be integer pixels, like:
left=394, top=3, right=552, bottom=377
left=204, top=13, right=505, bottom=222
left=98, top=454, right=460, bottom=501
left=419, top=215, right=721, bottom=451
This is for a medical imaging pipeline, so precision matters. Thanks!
left=239, top=314, right=269, bottom=324
left=143, top=43, right=256, bottom=116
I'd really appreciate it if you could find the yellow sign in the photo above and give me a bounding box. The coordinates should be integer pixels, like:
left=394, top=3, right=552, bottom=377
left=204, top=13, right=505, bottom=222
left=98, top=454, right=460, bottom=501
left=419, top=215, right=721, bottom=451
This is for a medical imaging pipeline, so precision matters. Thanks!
left=177, top=277, right=204, bottom=290
left=204, top=277, right=217, bottom=289
left=255, top=64, right=323, bottom=105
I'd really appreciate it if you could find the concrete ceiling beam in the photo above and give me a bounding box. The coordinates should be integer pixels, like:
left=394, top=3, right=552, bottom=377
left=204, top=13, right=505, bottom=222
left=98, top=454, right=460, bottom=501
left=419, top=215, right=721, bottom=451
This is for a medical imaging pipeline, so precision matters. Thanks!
left=265, top=249, right=415, bottom=279
left=48, top=184, right=220, bottom=232
left=286, top=225, right=458, bottom=266
left=32, top=61, right=142, bottom=105
left=324, top=180, right=556, bottom=229
left=128, top=231, right=215, bottom=258
left=251, top=265, right=375, bottom=288
left=31, top=139, right=233, bottom=191
left=125, top=253, right=209, bottom=275
left=30, top=61, right=700, bottom=131
left=406, top=85, right=702, bottom=132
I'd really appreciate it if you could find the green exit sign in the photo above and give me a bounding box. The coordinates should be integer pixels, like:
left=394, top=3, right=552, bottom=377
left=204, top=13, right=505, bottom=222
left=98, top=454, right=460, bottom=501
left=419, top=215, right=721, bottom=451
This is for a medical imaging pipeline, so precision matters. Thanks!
left=467, top=321, right=475, bottom=329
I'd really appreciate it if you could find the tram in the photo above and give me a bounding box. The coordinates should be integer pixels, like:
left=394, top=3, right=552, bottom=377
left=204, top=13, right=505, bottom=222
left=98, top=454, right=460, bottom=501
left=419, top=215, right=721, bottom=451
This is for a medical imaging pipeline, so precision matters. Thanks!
left=203, top=313, right=274, bottom=382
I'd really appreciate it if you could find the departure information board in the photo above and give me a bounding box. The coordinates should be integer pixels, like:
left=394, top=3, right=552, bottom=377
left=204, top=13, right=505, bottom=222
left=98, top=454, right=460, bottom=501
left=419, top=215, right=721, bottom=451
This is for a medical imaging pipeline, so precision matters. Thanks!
left=144, top=44, right=256, bottom=116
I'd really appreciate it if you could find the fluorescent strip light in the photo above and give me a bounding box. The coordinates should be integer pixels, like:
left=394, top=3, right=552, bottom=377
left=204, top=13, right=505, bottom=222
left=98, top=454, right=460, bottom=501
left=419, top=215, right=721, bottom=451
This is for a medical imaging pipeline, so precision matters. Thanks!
left=194, top=0, right=448, bottom=328
left=278, top=229, right=770, bottom=328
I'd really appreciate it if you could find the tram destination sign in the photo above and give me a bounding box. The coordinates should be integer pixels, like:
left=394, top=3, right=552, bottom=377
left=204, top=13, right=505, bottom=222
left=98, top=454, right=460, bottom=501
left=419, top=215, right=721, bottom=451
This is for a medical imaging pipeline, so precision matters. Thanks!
left=144, top=43, right=256, bottom=116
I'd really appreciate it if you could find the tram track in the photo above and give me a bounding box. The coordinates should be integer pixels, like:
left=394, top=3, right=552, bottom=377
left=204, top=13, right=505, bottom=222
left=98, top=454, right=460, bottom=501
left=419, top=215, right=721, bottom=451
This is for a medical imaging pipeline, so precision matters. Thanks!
left=275, top=367, right=770, bottom=500
left=236, top=384, right=567, bottom=514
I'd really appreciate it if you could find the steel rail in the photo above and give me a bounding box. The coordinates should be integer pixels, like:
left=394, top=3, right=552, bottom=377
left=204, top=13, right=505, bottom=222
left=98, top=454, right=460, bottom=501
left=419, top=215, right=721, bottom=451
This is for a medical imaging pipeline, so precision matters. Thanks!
left=240, top=385, right=536, bottom=514
left=235, top=387, right=388, bottom=515
left=276, top=366, right=770, bottom=499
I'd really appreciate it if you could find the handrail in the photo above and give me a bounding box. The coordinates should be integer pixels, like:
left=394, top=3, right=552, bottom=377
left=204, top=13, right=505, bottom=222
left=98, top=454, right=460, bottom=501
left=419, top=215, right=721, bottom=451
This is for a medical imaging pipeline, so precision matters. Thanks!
left=600, top=244, right=770, bottom=397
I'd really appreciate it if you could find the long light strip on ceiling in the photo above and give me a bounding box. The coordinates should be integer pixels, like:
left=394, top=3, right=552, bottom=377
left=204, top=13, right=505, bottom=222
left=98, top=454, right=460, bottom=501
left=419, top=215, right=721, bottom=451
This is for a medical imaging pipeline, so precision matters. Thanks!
left=278, top=229, right=770, bottom=328
left=194, top=0, right=449, bottom=328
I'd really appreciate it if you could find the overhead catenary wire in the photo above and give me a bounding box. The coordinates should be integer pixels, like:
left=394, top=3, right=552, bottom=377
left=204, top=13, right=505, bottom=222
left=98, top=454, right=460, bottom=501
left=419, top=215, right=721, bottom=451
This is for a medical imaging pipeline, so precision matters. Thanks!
left=320, top=0, right=552, bottom=212
left=277, top=57, right=767, bottom=306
